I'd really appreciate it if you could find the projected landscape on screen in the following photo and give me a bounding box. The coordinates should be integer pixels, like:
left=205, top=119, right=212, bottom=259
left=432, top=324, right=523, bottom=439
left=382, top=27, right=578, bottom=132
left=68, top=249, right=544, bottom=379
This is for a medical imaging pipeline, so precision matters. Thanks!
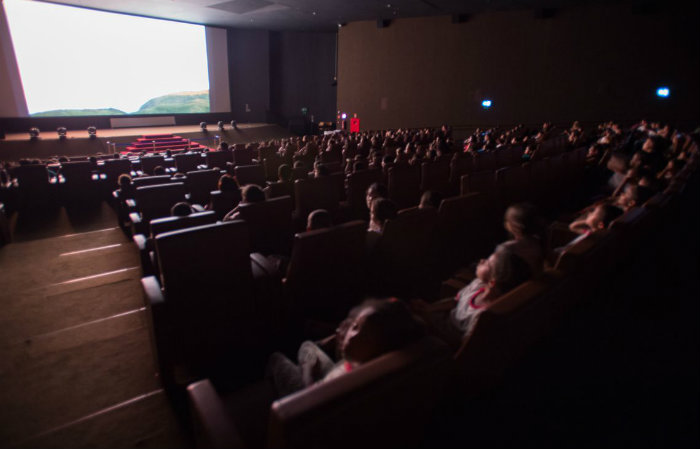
left=4, top=0, right=210, bottom=117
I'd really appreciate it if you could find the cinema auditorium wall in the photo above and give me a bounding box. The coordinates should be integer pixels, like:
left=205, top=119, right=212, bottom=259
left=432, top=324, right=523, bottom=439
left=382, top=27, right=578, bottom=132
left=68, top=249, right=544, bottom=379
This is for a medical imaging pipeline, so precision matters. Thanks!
left=337, top=3, right=700, bottom=131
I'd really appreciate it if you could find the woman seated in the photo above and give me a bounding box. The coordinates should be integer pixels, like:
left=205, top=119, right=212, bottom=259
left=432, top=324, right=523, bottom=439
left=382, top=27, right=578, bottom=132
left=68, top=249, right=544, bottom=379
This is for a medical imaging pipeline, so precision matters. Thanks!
left=410, top=244, right=532, bottom=346
left=266, top=298, right=424, bottom=398
left=501, top=203, right=545, bottom=278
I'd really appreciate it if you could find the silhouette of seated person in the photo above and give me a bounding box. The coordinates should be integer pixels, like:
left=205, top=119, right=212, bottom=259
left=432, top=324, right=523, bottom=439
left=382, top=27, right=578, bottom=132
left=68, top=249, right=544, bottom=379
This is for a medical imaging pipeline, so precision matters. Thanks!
left=223, top=184, right=265, bottom=221
left=266, top=298, right=425, bottom=398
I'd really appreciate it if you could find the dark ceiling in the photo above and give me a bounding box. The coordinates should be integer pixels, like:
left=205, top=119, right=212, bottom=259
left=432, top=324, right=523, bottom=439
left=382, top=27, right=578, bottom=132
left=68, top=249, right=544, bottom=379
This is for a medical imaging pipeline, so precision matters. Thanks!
left=39, top=0, right=666, bottom=31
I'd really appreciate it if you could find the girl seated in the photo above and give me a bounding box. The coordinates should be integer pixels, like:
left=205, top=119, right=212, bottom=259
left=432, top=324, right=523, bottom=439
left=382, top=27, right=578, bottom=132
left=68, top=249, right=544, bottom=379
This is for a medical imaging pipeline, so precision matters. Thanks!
left=501, top=203, right=545, bottom=278
left=410, top=244, right=532, bottom=346
left=266, top=298, right=424, bottom=398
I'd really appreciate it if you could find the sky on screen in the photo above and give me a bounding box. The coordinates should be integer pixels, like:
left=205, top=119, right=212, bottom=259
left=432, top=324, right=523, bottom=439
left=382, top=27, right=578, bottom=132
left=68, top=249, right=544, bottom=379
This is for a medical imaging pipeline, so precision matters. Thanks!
left=4, top=0, right=209, bottom=113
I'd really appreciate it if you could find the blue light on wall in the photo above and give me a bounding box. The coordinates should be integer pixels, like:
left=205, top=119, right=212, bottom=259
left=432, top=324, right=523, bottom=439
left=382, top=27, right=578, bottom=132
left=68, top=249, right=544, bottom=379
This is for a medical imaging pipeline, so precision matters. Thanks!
left=656, top=87, right=670, bottom=98
left=482, top=99, right=492, bottom=108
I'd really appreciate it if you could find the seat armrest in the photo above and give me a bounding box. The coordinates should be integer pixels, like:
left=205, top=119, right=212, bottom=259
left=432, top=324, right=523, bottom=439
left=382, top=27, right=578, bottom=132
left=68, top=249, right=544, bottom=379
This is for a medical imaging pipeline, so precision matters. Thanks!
left=187, top=379, right=245, bottom=449
left=133, top=233, right=148, bottom=250
left=250, top=253, right=281, bottom=277
left=141, top=275, right=164, bottom=307
left=125, top=199, right=137, bottom=210
left=129, top=212, right=147, bottom=236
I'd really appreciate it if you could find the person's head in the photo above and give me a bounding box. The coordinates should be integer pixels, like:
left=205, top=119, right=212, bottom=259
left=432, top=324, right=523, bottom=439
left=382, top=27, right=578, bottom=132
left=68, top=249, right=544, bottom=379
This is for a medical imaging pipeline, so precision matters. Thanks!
left=241, top=184, right=265, bottom=204
left=366, top=182, right=388, bottom=210
left=293, top=160, right=305, bottom=169
left=277, top=164, right=292, bottom=182
left=118, top=173, right=132, bottom=188
left=370, top=198, right=397, bottom=232
left=314, top=163, right=329, bottom=178
left=616, top=184, right=653, bottom=210
left=476, top=245, right=532, bottom=297
left=338, top=298, right=424, bottom=363
left=218, top=141, right=229, bottom=151
left=218, top=174, right=238, bottom=192
left=504, top=203, right=544, bottom=240
left=153, top=165, right=166, bottom=176
left=585, top=203, right=624, bottom=231
left=419, top=190, right=444, bottom=210
left=307, top=209, right=332, bottom=231
left=353, top=160, right=367, bottom=172
left=171, top=202, right=194, bottom=217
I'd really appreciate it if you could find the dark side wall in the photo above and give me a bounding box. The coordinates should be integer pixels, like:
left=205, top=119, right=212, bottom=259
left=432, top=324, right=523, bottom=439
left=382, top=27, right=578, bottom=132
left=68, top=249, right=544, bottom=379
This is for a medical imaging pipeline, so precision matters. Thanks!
left=227, top=29, right=337, bottom=129
left=337, top=3, right=700, bottom=131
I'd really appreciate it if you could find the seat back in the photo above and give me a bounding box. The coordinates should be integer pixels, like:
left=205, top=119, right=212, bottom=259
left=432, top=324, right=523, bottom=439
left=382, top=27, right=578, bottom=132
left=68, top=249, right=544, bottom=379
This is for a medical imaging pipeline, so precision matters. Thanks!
left=461, top=170, right=496, bottom=196
left=495, top=164, right=531, bottom=208
left=449, top=154, right=473, bottom=185
left=388, top=165, right=421, bottom=209
left=133, top=175, right=172, bottom=189
left=175, top=153, right=202, bottom=173
left=473, top=151, right=497, bottom=172
left=294, top=176, right=341, bottom=219
left=265, top=181, right=294, bottom=201
left=291, top=167, right=308, bottom=181
left=134, top=182, right=187, bottom=222
left=209, top=190, right=242, bottom=220
left=497, top=145, right=523, bottom=167
left=60, top=161, right=93, bottom=185
left=268, top=336, right=452, bottom=449
left=140, top=155, right=165, bottom=175
left=205, top=151, right=230, bottom=169
left=149, top=211, right=217, bottom=237
left=437, top=193, right=492, bottom=269
left=372, top=208, right=439, bottom=296
left=453, top=275, right=568, bottom=397
left=420, top=159, right=451, bottom=193
left=263, top=156, right=285, bottom=182
left=102, top=159, right=133, bottom=188
left=237, top=196, right=294, bottom=255
left=346, top=169, right=383, bottom=220
left=285, top=220, right=367, bottom=318
left=233, top=148, right=254, bottom=166
left=14, top=164, right=51, bottom=207
left=155, top=221, right=254, bottom=369
left=235, top=164, right=266, bottom=188
left=186, top=169, right=221, bottom=206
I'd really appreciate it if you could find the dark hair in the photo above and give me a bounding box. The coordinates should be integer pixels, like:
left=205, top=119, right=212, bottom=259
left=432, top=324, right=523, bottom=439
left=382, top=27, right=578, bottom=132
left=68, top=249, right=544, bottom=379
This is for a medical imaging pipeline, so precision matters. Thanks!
left=314, top=164, right=329, bottom=177
left=505, top=203, right=545, bottom=239
left=599, top=204, right=624, bottom=228
left=371, top=198, right=397, bottom=224
left=241, top=184, right=265, bottom=203
left=153, top=166, right=166, bottom=176
left=118, top=173, right=132, bottom=187
left=419, top=190, right=445, bottom=210
left=218, top=174, right=238, bottom=192
left=171, top=202, right=193, bottom=217
left=491, top=245, right=533, bottom=294
left=293, top=160, right=305, bottom=169
left=307, top=209, right=332, bottom=231
left=367, top=182, right=388, bottom=199
left=336, top=298, right=425, bottom=359
left=278, top=164, right=292, bottom=182
left=353, top=160, right=368, bottom=172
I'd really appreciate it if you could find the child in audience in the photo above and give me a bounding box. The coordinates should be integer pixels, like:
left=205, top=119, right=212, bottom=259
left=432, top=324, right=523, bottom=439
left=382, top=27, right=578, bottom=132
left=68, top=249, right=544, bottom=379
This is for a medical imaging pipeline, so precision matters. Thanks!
left=568, top=202, right=624, bottom=235
left=410, top=244, right=532, bottom=346
left=615, top=183, right=653, bottom=211
left=368, top=198, right=397, bottom=234
left=116, top=174, right=135, bottom=199
left=223, top=184, right=265, bottom=221
left=153, top=166, right=166, bottom=176
left=501, top=203, right=545, bottom=278
left=419, top=190, right=445, bottom=210
left=365, top=182, right=388, bottom=211
left=171, top=202, right=194, bottom=217
left=307, top=209, right=332, bottom=231
left=266, top=298, right=425, bottom=397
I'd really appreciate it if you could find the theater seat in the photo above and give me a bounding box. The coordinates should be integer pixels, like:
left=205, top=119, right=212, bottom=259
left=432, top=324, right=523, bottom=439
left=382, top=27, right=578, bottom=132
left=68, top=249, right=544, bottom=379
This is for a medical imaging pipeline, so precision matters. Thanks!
left=129, top=182, right=187, bottom=235
left=235, top=164, right=267, bottom=188
left=369, top=207, right=439, bottom=297
left=345, top=169, right=383, bottom=220
left=59, top=161, right=100, bottom=203
left=420, top=159, right=451, bottom=194
left=209, top=190, right=242, bottom=220
left=186, top=169, right=221, bottom=206
left=175, top=153, right=203, bottom=173
left=205, top=151, right=231, bottom=170
left=101, top=159, right=134, bottom=189
left=284, top=220, right=366, bottom=321
left=293, top=175, right=342, bottom=224
left=187, top=336, right=452, bottom=449
left=388, top=165, right=421, bottom=210
left=142, top=221, right=269, bottom=389
left=140, top=155, right=166, bottom=175
left=13, top=164, right=56, bottom=209
left=133, top=211, right=218, bottom=276
left=236, top=196, right=294, bottom=255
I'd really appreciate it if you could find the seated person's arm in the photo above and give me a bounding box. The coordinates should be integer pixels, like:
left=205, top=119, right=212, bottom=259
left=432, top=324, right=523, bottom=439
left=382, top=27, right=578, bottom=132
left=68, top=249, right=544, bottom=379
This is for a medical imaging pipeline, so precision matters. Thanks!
left=568, top=218, right=590, bottom=234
